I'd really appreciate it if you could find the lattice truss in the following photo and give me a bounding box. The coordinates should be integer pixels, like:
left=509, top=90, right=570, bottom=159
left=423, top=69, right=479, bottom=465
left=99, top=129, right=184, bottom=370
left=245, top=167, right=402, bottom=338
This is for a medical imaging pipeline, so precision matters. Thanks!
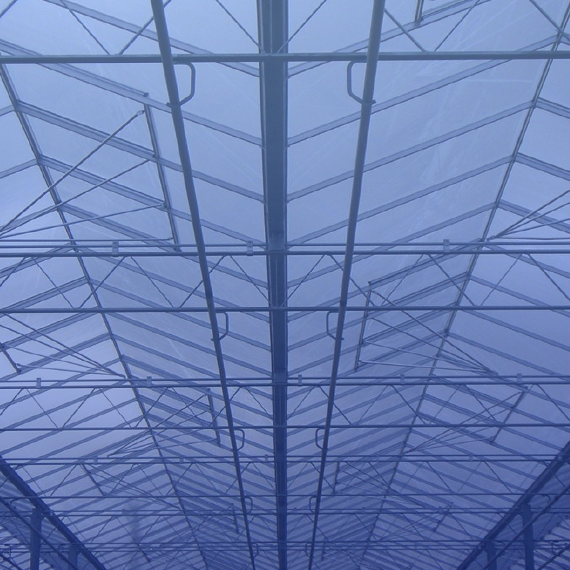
left=0, top=1, right=570, bottom=569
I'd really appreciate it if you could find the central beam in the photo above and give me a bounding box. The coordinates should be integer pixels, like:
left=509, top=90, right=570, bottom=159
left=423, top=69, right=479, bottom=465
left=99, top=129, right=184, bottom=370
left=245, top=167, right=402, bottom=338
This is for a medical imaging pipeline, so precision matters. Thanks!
left=2, top=51, right=570, bottom=64
left=257, top=1, right=289, bottom=568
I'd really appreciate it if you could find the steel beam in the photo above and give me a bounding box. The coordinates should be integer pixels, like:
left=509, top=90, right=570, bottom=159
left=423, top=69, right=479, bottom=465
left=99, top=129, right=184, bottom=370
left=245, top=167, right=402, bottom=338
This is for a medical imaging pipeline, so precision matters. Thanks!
left=44, top=0, right=258, bottom=76
left=0, top=38, right=260, bottom=145
left=2, top=52, right=570, bottom=65
left=0, top=454, right=566, bottom=465
left=256, top=1, right=289, bottom=568
left=5, top=421, right=570, bottom=431
left=3, top=245, right=570, bottom=258
left=149, top=1, right=257, bottom=568
left=307, top=3, right=387, bottom=568
left=2, top=304, right=570, bottom=314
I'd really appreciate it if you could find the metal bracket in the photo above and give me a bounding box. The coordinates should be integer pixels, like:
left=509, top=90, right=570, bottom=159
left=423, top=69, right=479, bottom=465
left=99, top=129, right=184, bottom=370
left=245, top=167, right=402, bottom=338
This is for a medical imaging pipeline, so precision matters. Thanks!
left=315, top=427, right=323, bottom=449
left=165, top=63, right=196, bottom=107
left=219, top=312, right=229, bottom=341
left=325, top=311, right=343, bottom=341
left=347, top=61, right=376, bottom=105
left=178, top=62, right=196, bottom=105
left=236, top=428, right=246, bottom=450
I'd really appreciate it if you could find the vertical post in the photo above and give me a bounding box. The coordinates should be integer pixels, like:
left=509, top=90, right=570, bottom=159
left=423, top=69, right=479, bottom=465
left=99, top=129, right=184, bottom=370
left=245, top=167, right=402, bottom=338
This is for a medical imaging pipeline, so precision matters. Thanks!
left=521, top=504, right=535, bottom=570
left=486, top=541, right=498, bottom=570
left=29, top=508, right=42, bottom=570
left=68, top=543, right=78, bottom=570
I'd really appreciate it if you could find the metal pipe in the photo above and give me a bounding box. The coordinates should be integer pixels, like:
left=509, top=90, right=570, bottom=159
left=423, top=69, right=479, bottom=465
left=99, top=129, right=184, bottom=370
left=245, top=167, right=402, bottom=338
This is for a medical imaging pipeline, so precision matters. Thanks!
left=2, top=455, right=564, bottom=465
left=2, top=247, right=570, bottom=258
left=1, top=304, right=569, bottom=314
left=2, top=51, right=570, bottom=65
left=2, top=422, right=570, bottom=431
left=256, top=0, right=289, bottom=566
left=307, top=3, right=387, bottom=567
left=149, top=1, right=257, bottom=567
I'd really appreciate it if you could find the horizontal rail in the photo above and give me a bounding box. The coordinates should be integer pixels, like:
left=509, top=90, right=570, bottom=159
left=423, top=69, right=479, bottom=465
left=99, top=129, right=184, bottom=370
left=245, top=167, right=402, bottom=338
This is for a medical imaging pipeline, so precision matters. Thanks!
left=1, top=51, right=570, bottom=64
left=0, top=247, right=569, bottom=258
left=2, top=455, right=563, bottom=466
left=0, top=305, right=568, bottom=314
left=2, top=423, right=570, bottom=431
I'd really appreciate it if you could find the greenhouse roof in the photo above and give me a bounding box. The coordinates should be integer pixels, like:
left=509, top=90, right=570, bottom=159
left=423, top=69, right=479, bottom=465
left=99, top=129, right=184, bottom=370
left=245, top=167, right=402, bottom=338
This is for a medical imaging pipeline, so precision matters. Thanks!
left=1, top=0, right=570, bottom=569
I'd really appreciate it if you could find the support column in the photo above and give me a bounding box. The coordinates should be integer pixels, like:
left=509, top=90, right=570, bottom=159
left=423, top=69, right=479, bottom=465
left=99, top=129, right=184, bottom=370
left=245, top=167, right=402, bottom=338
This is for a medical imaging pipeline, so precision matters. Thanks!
left=486, top=541, right=498, bottom=570
left=29, top=508, right=42, bottom=570
left=521, top=504, right=535, bottom=570
left=68, top=543, right=78, bottom=570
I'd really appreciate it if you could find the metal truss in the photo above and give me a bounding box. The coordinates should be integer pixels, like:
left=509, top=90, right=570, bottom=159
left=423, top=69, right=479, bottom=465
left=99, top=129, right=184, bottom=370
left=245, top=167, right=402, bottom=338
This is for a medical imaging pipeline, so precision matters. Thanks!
left=0, top=456, right=108, bottom=570
left=0, top=0, right=570, bottom=569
